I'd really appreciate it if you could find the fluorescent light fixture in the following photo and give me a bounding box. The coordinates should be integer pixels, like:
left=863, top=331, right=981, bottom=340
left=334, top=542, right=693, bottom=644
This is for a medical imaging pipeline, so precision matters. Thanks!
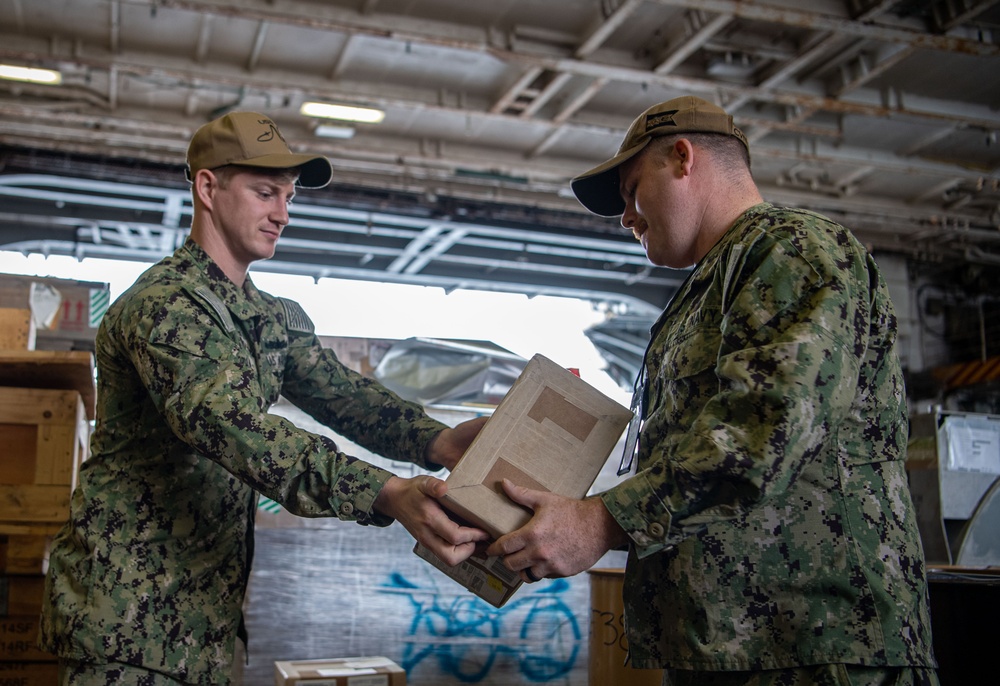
left=300, top=101, right=384, bottom=124
left=0, top=64, right=62, bottom=85
left=314, top=124, right=356, bottom=139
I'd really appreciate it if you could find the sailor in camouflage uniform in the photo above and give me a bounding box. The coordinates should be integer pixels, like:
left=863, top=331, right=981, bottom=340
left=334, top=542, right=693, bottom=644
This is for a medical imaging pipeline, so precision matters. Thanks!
left=39, top=112, right=489, bottom=685
left=489, top=97, right=939, bottom=685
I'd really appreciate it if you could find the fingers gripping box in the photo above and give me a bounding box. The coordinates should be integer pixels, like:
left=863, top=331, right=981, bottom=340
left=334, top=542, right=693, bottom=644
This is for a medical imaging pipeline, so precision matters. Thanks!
left=274, top=656, right=405, bottom=686
left=415, top=353, right=632, bottom=606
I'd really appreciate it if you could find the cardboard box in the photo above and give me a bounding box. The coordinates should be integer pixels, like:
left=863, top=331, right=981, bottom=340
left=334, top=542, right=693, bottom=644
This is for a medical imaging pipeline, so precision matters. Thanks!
left=316, top=335, right=395, bottom=378
left=0, top=275, right=109, bottom=332
left=413, top=544, right=523, bottom=607
left=417, top=353, right=631, bottom=606
left=274, top=656, right=405, bottom=686
left=440, top=353, right=631, bottom=537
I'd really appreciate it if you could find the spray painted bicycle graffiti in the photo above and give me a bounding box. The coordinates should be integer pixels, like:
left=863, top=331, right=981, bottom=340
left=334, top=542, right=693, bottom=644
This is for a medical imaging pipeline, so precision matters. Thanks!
left=382, top=572, right=582, bottom=683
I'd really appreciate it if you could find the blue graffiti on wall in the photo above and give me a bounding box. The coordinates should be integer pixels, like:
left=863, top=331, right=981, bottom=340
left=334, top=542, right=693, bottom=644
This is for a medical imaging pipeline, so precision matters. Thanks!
left=381, top=572, right=582, bottom=683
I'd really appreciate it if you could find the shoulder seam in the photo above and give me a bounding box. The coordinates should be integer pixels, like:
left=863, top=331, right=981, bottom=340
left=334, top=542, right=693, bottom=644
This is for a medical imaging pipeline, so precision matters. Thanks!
left=192, top=284, right=235, bottom=333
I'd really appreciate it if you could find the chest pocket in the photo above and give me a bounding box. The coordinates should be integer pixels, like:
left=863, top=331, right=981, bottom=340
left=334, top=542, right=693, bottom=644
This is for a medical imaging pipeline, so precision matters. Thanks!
left=241, top=308, right=288, bottom=410
left=645, top=309, right=722, bottom=434
left=655, top=309, right=722, bottom=382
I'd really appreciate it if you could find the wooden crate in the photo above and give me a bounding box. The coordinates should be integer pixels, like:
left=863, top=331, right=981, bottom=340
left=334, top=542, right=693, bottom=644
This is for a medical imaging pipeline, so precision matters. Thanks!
left=0, top=387, right=89, bottom=492
left=0, top=351, right=96, bottom=422
left=0, top=575, right=45, bottom=617
left=0, top=661, right=59, bottom=684
left=0, top=388, right=83, bottom=559
left=0, top=309, right=35, bottom=351
left=0, top=524, right=61, bottom=576
left=0, top=616, right=56, bottom=662
left=0, top=485, right=72, bottom=525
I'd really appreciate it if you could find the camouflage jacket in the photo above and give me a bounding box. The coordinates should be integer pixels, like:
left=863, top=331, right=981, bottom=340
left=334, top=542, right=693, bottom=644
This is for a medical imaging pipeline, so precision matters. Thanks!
left=600, top=203, right=936, bottom=671
left=39, top=238, right=446, bottom=684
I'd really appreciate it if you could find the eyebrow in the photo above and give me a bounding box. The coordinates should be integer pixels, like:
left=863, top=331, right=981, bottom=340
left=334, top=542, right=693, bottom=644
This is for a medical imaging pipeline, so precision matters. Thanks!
left=253, top=178, right=296, bottom=201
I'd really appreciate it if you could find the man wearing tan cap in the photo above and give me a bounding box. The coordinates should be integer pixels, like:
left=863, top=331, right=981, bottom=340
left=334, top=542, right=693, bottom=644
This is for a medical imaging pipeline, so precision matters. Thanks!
left=40, top=111, right=489, bottom=685
left=489, top=96, right=939, bottom=685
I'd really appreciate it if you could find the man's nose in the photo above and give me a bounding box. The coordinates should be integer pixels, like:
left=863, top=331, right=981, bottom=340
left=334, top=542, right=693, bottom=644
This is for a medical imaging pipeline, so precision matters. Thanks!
left=620, top=206, right=636, bottom=231
left=272, top=201, right=289, bottom=225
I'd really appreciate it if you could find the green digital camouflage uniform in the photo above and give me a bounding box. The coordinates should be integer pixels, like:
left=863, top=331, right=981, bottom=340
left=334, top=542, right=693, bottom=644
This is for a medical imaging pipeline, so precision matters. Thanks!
left=600, top=203, right=937, bottom=673
left=40, top=238, right=447, bottom=685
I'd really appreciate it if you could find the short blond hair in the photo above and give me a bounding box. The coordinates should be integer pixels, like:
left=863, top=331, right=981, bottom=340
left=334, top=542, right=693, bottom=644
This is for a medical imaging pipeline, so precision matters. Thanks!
left=649, top=132, right=750, bottom=170
left=209, top=165, right=300, bottom=189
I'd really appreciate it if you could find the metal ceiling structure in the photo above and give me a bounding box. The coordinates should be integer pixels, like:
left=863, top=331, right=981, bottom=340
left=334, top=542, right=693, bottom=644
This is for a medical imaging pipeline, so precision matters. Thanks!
left=2, top=0, right=1000, bottom=384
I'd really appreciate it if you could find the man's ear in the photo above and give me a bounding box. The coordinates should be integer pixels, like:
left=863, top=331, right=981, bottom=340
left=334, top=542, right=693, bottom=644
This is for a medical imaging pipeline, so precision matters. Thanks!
left=674, top=138, right=696, bottom=177
left=193, top=168, right=217, bottom=209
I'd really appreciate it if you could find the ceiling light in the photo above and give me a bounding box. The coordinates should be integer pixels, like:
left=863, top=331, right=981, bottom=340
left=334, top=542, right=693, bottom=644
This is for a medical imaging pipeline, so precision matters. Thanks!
left=314, top=124, right=356, bottom=139
left=300, top=101, right=384, bottom=124
left=0, top=64, right=62, bottom=85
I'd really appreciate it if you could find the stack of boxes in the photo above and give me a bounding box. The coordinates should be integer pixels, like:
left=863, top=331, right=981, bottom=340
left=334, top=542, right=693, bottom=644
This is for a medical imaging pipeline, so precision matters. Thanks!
left=0, top=274, right=110, bottom=353
left=0, top=275, right=99, bottom=683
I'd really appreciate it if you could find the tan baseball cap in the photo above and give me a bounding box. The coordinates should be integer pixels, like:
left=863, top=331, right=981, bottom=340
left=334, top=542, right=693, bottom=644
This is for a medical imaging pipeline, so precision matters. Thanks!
left=570, top=96, right=749, bottom=216
left=186, top=111, right=333, bottom=189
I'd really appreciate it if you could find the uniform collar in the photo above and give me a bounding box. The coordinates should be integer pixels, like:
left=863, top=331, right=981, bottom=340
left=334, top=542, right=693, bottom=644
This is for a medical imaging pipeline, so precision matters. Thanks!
left=179, top=237, right=268, bottom=322
left=646, top=202, right=774, bottom=339
left=700, top=201, right=773, bottom=265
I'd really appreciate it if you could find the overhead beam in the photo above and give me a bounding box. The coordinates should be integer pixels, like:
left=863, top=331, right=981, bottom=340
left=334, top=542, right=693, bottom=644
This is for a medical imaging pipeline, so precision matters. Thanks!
left=927, top=0, right=1000, bottom=33
left=2, top=27, right=997, bottom=141
left=649, top=0, right=999, bottom=55
left=0, top=93, right=994, bottom=198
left=109, top=0, right=121, bottom=54
left=654, top=11, right=734, bottom=74
left=247, top=21, right=270, bottom=72
left=575, top=0, right=644, bottom=58
left=489, top=67, right=544, bottom=115
left=121, top=0, right=1000, bottom=56
left=848, top=0, right=901, bottom=22
left=829, top=43, right=916, bottom=97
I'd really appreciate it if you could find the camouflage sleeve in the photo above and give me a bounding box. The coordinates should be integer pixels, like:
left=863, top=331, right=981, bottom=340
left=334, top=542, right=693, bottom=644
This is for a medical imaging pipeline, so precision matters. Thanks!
left=276, top=300, right=448, bottom=471
left=602, top=220, right=868, bottom=557
left=121, top=287, right=396, bottom=524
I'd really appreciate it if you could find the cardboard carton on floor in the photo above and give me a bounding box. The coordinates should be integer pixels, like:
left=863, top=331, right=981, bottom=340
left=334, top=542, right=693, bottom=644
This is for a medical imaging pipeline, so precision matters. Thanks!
left=274, top=656, right=405, bottom=686
left=416, top=353, right=632, bottom=606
